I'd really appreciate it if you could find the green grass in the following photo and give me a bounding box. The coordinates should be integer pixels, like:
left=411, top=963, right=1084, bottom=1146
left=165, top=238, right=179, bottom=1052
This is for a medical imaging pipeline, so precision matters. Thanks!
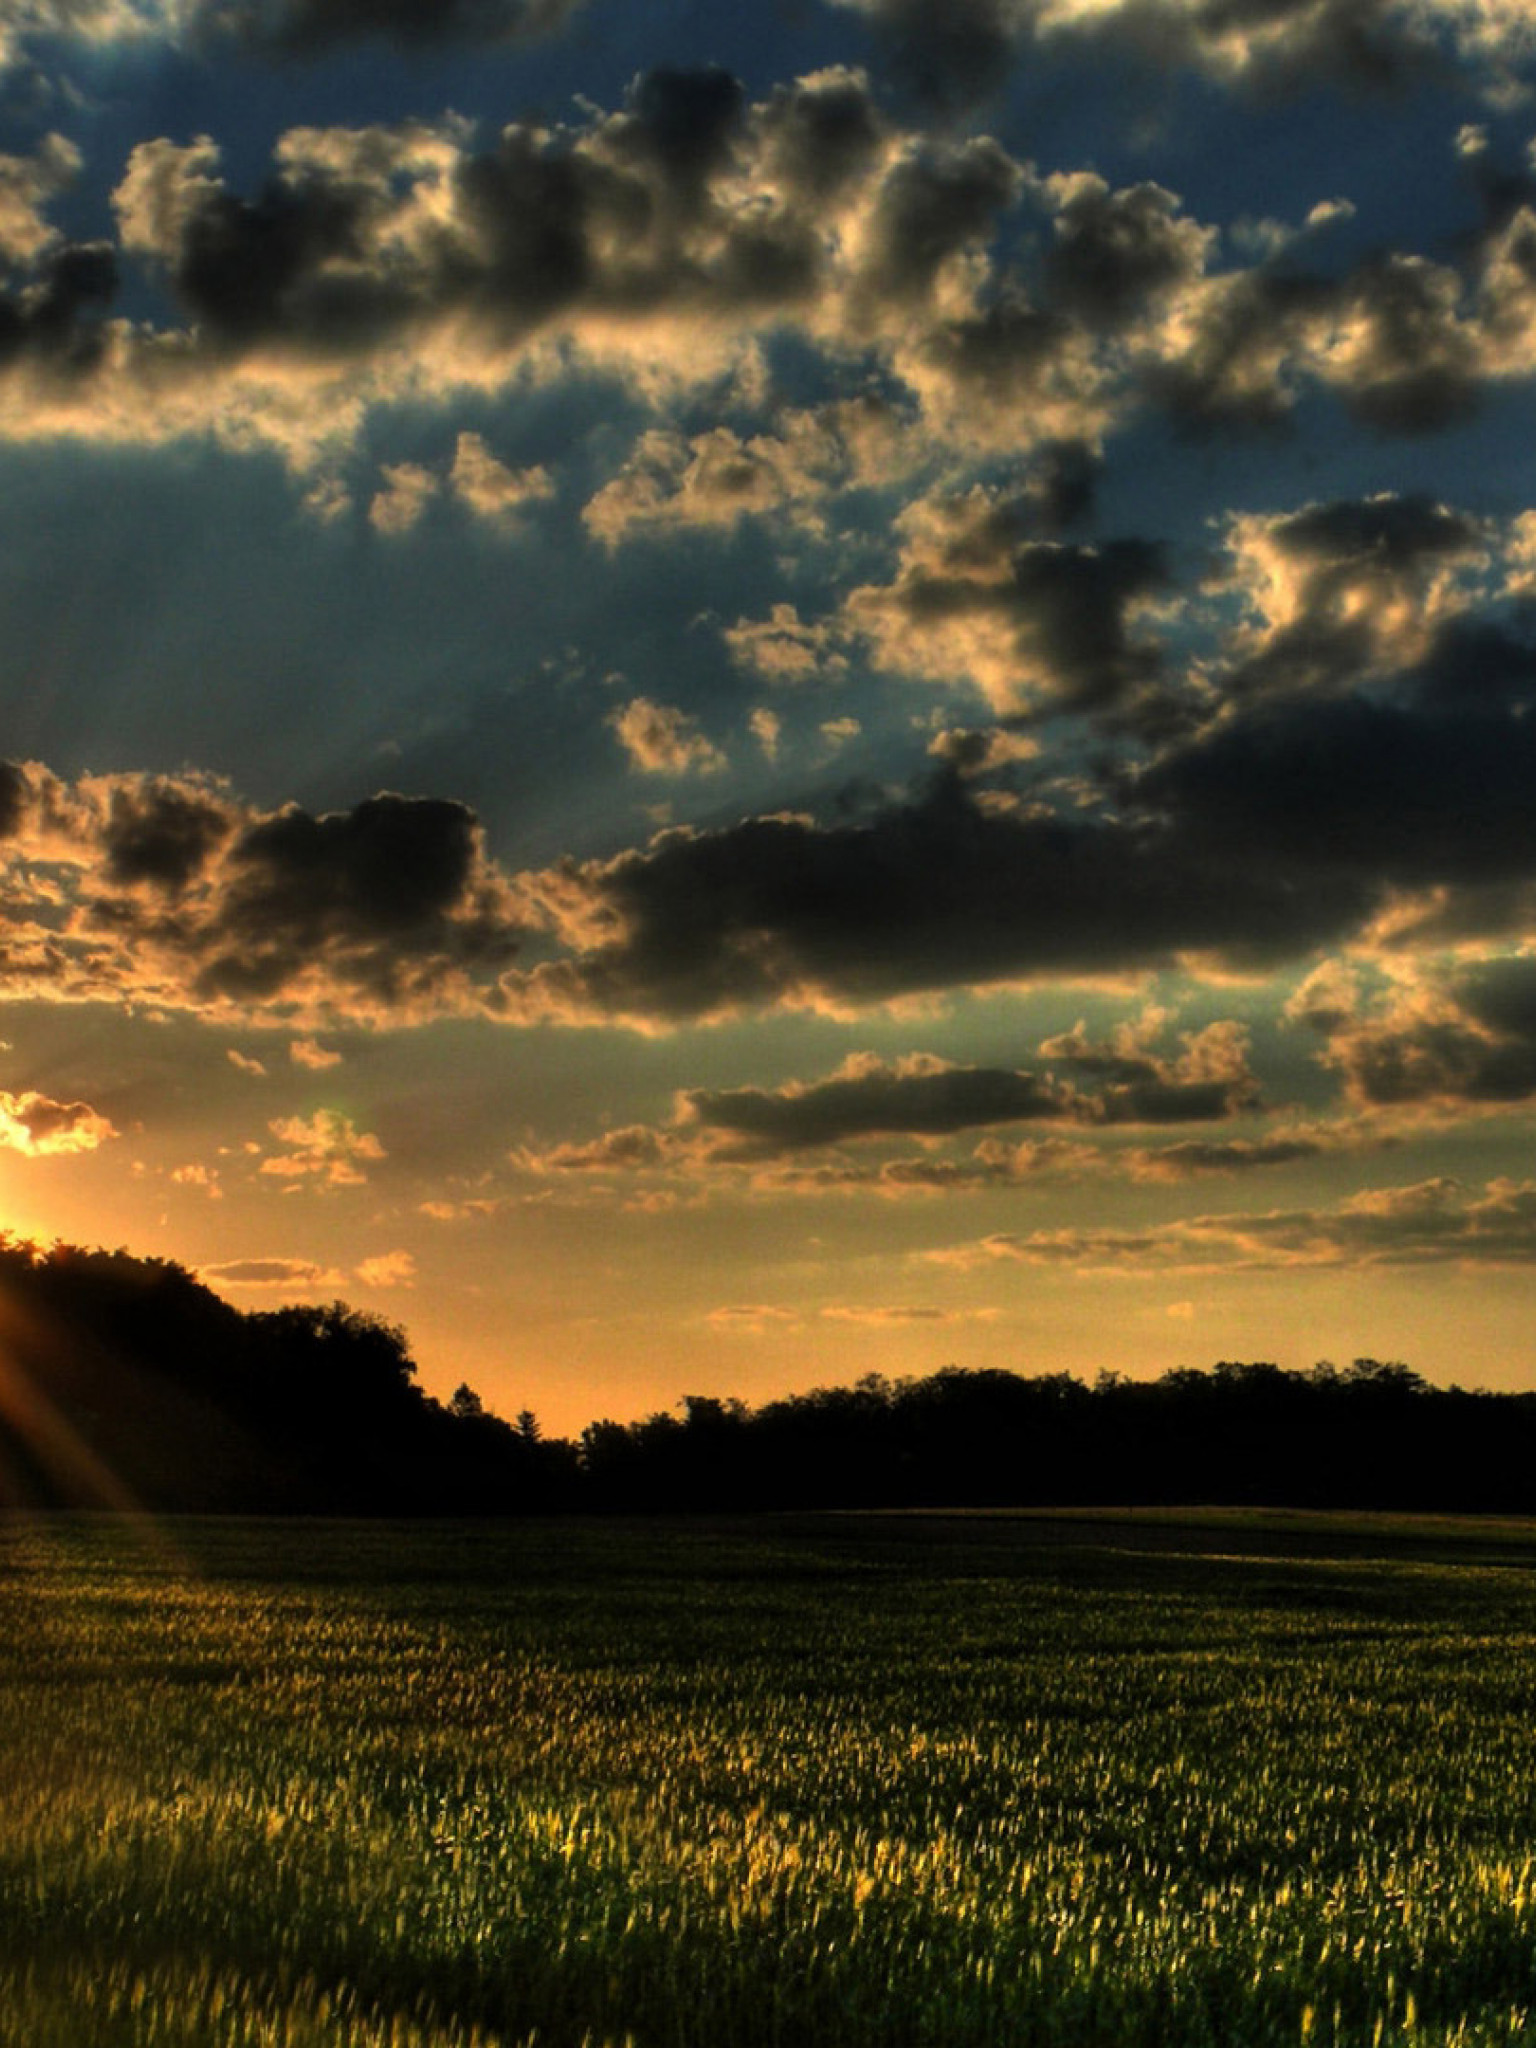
left=4, top=1510, right=1536, bottom=2046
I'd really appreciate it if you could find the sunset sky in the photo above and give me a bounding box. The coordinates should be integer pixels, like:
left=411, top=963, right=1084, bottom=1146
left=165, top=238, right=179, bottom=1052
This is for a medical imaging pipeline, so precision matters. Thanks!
left=3, top=0, right=1536, bottom=1431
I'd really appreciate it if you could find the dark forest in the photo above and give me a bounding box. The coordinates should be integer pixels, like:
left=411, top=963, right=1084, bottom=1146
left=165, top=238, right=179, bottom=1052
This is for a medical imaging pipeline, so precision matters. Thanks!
left=2, top=1235, right=1533, bottom=1515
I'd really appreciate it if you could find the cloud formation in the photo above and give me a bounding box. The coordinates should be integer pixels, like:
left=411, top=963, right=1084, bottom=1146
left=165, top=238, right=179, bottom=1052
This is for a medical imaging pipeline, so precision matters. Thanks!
left=4, top=65, right=1531, bottom=492
left=606, top=698, right=728, bottom=777
left=0, top=1089, right=115, bottom=1156
left=260, top=1108, right=386, bottom=1186
left=503, top=771, right=1378, bottom=1027
left=676, top=1028, right=1257, bottom=1155
left=842, top=487, right=1170, bottom=718
left=924, top=1174, right=1536, bottom=1272
left=196, top=0, right=585, bottom=55
left=828, top=0, right=1535, bottom=102
left=200, top=1255, right=344, bottom=1287
left=1293, top=955, right=1536, bottom=1110
left=0, top=764, right=524, bottom=1027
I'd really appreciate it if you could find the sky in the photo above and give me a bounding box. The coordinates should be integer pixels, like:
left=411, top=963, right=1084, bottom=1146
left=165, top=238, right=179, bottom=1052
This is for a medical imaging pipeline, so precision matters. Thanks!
left=4, top=0, right=1536, bottom=1432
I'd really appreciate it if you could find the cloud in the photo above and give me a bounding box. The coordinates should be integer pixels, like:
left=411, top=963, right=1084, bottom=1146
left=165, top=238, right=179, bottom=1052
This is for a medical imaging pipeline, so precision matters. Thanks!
left=448, top=432, right=553, bottom=523
left=827, top=0, right=1534, bottom=101
left=290, top=1036, right=341, bottom=1069
left=516, top=1124, right=675, bottom=1172
left=1139, top=245, right=1491, bottom=438
left=1212, top=493, right=1493, bottom=700
left=259, top=1107, right=386, bottom=1185
left=354, top=1248, right=416, bottom=1286
left=503, top=772, right=1377, bottom=1028
left=749, top=708, right=782, bottom=761
left=1294, top=954, right=1536, bottom=1110
left=0, top=80, right=1063, bottom=477
left=0, top=1089, right=115, bottom=1156
left=227, top=1049, right=267, bottom=1077
left=842, top=486, right=1170, bottom=718
left=0, top=0, right=165, bottom=75
left=1036, top=171, right=1215, bottom=332
left=926, top=725, right=1040, bottom=775
left=676, top=1029, right=1257, bottom=1155
left=923, top=1174, right=1536, bottom=1272
left=584, top=423, right=831, bottom=546
left=680, top=1052, right=1071, bottom=1150
left=723, top=605, right=851, bottom=686
left=194, top=0, right=586, bottom=55
left=0, top=135, right=82, bottom=266
left=0, top=71, right=1524, bottom=485
left=1120, top=1134, right=1332, bottom=1180
left=819, top=1303, right=992, bottom=1325
left=17, top=0, right=1528, bottom=91
left=583, top=398, right=915, bottom=546
left=828, top=0, right=1023, bottom=110
left=1133, top=678, right=1536, bottom=909
left=369, top=462, right=438, bottom=535
left=0, top=764, right=527, bottom=1027
left=170, top=1162, right=223, bottom=1196
left=0, top=0, right=586, bottom=69
left=706, top=1303, right=801, bottom=1332
left=606, top=698, right=727, bottom=776
left=200, top=1255, right=344, bottom=1288
left=4, top=645, right=1531, bottom=1046
left=418, top=1193, right=511, bottom=1219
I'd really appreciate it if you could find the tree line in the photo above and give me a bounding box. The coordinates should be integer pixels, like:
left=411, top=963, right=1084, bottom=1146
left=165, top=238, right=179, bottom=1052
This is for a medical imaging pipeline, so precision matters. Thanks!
left=2, top=1234, right=1535, bottom=1514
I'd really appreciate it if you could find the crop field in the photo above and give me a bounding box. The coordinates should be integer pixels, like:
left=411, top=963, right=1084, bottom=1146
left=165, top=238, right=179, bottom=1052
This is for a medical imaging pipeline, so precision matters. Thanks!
left=4, top=1511, right=1536, bottom=2048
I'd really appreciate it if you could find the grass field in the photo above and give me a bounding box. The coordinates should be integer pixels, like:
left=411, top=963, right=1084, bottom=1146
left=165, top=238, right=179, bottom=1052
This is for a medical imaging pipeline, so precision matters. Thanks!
left=4, top=1510, right=1536, bottom=2047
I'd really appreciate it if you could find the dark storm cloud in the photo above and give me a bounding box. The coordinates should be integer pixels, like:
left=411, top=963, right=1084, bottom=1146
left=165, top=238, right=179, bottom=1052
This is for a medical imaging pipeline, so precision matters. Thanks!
left=1263, top=493, right=1485, bottom=577
left=99, top=777, right=234, bottom=890
left=0, top=766, right=527, bottom=1024
left=997, top=538, right=1170, bottom=714
left=168, top=178, right=374, bottom=346
left=1410, top=619, right=1536, bottom=714
left=1027, top=439, right=1098, bottom=529
left=1135, top=692, right=1536, bottom=889
left=506, top=772, right=1377, bottom=1026
left=195, top=0, right=583, bottom=54
left=0, top=763, right=26, bottom=840
left=681, top=1058, right=1070, bottom=1150
left=679, top=1032, right=1257, bottom=1153
left=615, top=66, right=747, bottom=191
left=0, top=239, right=115, bottom=371
left=506, top=560, right=1536, bottom=1030
left=198, top=793, right=519, bottom=1003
